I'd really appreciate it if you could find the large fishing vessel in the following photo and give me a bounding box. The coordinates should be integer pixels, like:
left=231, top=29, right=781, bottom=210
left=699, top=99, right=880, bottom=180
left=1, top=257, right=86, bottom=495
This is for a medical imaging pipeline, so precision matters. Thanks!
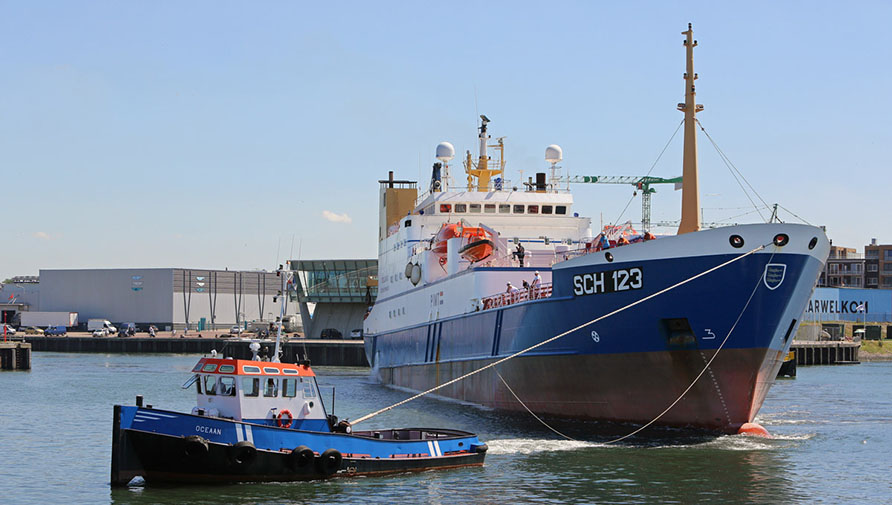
left=363, top=25, right=829, bottom=434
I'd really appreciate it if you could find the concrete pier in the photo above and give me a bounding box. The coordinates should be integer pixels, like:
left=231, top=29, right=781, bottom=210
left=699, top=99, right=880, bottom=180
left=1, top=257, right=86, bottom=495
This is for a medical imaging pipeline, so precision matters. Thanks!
left=0, top=341, right=32, bottom=370
left=25, top=337, right=368, bottom=367
left=790, top=340, right=860, bottom=365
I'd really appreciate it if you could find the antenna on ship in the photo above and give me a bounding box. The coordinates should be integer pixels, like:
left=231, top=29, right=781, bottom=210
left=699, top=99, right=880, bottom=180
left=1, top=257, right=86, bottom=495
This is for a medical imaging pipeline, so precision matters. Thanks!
left=272, top=264, right=289, bottom=363
left=464, top=115, right=504, bottom=192
left=545, top=144, right=563, bottom=192
left=677, top=23, right=704, bottom=235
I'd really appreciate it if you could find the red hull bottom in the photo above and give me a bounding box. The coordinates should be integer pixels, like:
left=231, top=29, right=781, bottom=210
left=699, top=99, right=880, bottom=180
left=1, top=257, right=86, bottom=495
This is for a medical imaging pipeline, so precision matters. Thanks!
left=378, top=347, right=786, bottom=434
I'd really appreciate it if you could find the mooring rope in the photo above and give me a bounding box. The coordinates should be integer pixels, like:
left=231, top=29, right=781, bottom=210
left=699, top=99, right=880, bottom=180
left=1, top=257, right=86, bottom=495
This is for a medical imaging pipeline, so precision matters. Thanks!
left=351, top=243, right=767, bottom=426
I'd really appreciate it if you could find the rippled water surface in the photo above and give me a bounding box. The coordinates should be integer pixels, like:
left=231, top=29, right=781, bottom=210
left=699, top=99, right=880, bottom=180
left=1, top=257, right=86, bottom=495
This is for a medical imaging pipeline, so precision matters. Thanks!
left=1, top=353, right=890, bottom=504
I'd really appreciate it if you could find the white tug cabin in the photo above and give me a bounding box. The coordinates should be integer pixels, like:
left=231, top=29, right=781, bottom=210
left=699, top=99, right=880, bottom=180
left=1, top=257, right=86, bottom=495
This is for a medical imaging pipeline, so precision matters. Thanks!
left=186, top=354, right=330, bottom=433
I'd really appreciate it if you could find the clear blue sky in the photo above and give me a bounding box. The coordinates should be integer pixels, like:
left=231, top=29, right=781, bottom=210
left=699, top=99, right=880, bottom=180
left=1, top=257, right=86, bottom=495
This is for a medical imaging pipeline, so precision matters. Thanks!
left=2, top=1, right=890, bottom=280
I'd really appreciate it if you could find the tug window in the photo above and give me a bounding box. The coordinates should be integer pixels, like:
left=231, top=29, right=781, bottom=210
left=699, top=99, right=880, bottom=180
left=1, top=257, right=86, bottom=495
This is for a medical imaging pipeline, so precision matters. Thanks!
left=484, top=204, right=496, bottom=213
left=454, top=203, right=467, bottom=213
left=528, top=205, right=539, bottom=214
left=513, top=205, right=525, bottom=214
left=283, top=378, right=298, bottom=398
left=242, top=377, right=259, bottom=397
left=264, top=378, right=279, bottom=397
left=469, top=203, right=481, bottom=213
left=204, top=375, right=217, bottom=395
left=498, top=204, right=511, bottom=214
left=219, top=376, right=236, bottom=396
left=439, top=204, right=451, bottom=213
left=555, top=205, right=567, bottom=215
left=301, top=378, right=317, bottom=398
left=542, top=205, right=553, bottom=215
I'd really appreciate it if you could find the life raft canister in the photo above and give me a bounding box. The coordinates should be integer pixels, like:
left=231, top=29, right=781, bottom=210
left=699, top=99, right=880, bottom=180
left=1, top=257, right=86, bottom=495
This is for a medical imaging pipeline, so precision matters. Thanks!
left=277, top=409, right=294, bottom=429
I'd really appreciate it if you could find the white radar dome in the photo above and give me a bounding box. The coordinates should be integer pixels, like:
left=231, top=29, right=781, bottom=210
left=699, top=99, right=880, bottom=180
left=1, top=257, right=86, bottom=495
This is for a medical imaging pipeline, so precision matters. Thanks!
left=545, top=144, right=563, bottom=164
left=436, top=142, right=455, bottom=162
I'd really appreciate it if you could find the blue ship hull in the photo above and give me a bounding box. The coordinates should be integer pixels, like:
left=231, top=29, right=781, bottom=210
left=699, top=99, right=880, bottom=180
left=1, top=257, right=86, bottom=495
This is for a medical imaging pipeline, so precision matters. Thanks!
left=366, top=225, right=826, bottom=433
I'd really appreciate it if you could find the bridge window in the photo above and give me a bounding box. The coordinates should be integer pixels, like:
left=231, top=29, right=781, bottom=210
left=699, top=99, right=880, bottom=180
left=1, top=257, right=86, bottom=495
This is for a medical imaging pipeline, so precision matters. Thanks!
left=218, top=365, right=235, bottom=373
left=204, top=375, right=217, bottom=395
left=513, top=205, right=525, bottom=214
left=242, top=365, right=261, bottom=374
left=263, top=367, right=279, bottom=374
left=555, top=205, right=567, bottom=215
left=542, top=205, right=553, bottom=215
left=219, top=376, right=236, bottom=396
left=242, top=377, right=259, bottom=397
left=484, top=204, right=496, bottom=213
left=439, top=204, right=451, bottom=213
left=499, top=204, right=511, bottom=213
left=202, top=363, right=217, bottom=372
left=301, top=378, right=317, bottom=398
left=528, top=205, right=539, bottom=214
left=264, top=378, right=279, bottom=397
left=283, top=378, right=298, bottom=398
left=469, top=204, right=481, bottom=213
left=454, top=204, right=467, bottom=213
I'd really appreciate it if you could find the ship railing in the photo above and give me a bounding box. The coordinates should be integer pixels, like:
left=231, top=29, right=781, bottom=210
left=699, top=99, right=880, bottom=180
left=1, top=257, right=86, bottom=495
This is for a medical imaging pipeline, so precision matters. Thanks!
left=481, top=282, right=553, bottom=310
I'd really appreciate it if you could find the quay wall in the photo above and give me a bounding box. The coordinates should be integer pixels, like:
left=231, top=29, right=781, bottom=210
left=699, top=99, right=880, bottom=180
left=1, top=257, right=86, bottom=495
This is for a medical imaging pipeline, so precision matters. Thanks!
left=25, top=337, right=369, bottom=367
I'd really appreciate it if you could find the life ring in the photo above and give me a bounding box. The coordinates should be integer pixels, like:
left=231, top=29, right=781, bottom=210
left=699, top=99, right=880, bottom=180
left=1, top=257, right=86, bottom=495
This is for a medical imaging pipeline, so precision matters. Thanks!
left=277, top=409, right=294, bottom=429
left=230, top=441, right=257, bottom=466
left=315, top=448, right=342, bottom=476
left=289, top=445, right=315, bottom=471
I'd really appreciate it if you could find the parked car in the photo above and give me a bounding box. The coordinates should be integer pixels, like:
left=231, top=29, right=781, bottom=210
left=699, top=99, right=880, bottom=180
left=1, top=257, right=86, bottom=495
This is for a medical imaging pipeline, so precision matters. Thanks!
left=92, top=328, right=109, bottom=338
left=23, top=326, right=44, bottom=335
left=1, top=324, right=15, bottom=335
left=44, top=325, right=67, bottom=336
left=320, top=328, right=343, bottom=340
left=119, top=323, right=136, bottom=337
left=230, top=325, right=243, bottom=335
left=349, top=328, right=363, bottom=339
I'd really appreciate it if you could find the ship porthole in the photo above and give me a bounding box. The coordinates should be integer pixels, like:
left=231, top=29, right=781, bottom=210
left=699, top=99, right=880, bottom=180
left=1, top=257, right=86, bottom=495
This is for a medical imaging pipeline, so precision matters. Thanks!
left=773, top=233, right=789, bottom=247
left=605, top=252, right=614, bottom=263
left=808, top=237, right=818, bottom=250
left=729, top=235, right=744, bottom=248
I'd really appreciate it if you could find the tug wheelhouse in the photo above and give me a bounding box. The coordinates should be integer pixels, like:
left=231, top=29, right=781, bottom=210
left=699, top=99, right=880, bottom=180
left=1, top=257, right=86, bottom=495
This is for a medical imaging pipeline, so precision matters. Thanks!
left=186, top=357, right=330, bottom=433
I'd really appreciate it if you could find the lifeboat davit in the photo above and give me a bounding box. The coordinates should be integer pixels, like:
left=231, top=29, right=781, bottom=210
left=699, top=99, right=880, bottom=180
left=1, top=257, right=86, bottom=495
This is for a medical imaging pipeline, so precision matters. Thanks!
left=432, top=223, right=494, bottom=263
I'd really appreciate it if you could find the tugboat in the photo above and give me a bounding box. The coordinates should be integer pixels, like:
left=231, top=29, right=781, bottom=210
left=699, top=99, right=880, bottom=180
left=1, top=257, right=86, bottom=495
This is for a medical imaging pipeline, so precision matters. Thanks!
left=110, top=269, right=487, bottom=486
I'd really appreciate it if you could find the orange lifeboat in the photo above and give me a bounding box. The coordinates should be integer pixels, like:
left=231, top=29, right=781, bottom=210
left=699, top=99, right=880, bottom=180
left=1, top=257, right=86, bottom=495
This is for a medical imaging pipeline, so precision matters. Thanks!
left=432, top=223, right=494, bottom=263
left=432, top=223, right=460, bottom=254
left=458, top=228, right=494, bottom=263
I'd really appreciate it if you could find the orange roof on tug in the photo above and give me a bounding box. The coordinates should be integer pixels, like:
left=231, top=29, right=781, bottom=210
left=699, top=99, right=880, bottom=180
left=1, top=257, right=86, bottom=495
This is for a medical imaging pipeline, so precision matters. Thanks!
left=191, top=357, right=315, bottom=377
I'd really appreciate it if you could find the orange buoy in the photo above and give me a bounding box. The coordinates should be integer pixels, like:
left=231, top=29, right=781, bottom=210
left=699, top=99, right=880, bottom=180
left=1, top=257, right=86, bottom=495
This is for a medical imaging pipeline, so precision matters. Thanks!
left=737, top=422, right=771, bottom=438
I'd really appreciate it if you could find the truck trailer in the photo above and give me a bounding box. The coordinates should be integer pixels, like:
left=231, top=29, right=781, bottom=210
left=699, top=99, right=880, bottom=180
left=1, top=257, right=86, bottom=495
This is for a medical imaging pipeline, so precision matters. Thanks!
left=19, top=311, right=78, bottom=328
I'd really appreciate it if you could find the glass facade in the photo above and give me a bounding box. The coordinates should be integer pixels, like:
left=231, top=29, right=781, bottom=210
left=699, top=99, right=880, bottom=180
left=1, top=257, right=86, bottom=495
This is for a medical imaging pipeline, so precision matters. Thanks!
left=289, top=259, right=378, bottom=303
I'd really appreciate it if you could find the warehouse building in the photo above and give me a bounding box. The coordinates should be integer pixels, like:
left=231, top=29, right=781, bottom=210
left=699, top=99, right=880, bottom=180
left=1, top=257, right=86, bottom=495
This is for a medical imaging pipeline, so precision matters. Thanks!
left=6, top=268, right=285, bottom=331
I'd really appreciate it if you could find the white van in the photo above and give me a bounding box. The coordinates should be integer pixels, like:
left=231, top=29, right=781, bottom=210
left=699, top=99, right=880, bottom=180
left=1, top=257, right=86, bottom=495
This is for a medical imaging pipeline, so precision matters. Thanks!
left=88, top=319, right=117, bottom=334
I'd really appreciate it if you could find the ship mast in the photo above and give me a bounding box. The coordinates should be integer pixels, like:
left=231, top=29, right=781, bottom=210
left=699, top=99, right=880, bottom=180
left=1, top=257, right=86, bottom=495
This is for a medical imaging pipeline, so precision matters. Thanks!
left=677, top=23, right=703, bottom=235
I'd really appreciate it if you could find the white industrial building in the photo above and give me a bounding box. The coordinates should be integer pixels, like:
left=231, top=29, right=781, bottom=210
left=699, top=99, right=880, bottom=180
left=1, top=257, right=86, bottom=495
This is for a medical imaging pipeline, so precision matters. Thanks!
left=2, top=268, right=288, bottom=331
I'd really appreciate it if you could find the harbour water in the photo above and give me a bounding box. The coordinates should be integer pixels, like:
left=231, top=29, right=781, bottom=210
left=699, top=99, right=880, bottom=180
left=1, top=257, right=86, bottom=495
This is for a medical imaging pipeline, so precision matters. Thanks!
left=1, top=353, right=890, bottom=504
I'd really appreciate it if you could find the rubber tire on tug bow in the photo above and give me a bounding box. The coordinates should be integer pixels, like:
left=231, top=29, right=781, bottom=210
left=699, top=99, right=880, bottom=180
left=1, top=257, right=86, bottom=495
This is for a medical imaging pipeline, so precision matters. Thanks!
left=289, top=445, right=315, bottom=470
left=230, top=441, right=257, bottom=466
left=316, top=448, right=342, bottom=476
left=184, top=435, right=209, bottom=459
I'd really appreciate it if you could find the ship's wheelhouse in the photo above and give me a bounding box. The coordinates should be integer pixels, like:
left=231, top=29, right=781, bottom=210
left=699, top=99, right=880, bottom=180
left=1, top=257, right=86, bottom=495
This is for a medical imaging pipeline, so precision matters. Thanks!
left=185, top=357, right=330, bottom=432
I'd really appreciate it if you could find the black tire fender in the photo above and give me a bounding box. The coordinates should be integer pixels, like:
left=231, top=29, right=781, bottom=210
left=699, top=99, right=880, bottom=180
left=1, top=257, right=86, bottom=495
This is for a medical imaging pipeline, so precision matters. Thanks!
left=184, top=435, right=209, bottom=459
left=289, top=445, right=315, bottom=470
left=315, top=448, right=342, bottom=476
left=230, top=440, right=257, bottom=466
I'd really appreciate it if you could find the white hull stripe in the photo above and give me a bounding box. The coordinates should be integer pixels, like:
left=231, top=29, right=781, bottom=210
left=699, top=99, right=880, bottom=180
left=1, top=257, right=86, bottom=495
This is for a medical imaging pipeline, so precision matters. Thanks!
left=237, top=424, right=255, bottom=444
left=134, top=414, right=162, bottom=420
left=426, top=441, right=442, bottom=457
